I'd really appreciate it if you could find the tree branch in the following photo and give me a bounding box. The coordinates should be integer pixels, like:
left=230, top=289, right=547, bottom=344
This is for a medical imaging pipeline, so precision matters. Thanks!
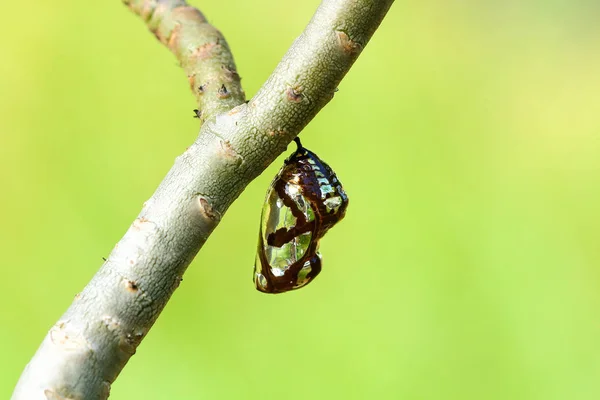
left=124, top=0, right=245, bottom=122
left=12, top=0, right=394, bottom=398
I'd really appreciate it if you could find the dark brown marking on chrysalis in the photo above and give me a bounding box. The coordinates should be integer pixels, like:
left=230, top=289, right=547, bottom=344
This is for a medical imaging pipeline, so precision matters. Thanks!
left=254, top=137, right=348, bottom=294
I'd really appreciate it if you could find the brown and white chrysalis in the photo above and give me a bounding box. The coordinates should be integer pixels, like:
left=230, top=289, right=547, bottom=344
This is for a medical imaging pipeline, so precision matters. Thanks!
left=253, top=138, right=349, bottom=294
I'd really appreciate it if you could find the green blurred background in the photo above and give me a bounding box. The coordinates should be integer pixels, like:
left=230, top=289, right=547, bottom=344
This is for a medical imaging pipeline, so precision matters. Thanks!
left=2, top=1, right=600, bottom=398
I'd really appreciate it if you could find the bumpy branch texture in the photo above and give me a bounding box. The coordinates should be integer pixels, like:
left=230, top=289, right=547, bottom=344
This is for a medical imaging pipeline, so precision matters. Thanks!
left=12, top=0, right=394, bottom=398
left=124, top=0, right=245, bottom=122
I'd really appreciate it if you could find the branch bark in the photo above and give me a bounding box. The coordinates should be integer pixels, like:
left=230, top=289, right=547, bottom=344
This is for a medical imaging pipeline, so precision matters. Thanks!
left=12, top=0, right=394, bottom=398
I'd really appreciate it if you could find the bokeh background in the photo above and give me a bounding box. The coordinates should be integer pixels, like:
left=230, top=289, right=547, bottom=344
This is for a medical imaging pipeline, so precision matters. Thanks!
left=2, top=1, right=600, bottom=398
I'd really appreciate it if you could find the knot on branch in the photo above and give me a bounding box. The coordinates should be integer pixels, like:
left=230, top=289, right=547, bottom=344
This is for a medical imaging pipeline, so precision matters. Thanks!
left=103, top=315, right=147, bottom=356
left=124, top=280, right=139, bottom=293
left=49, top=321, right=86, bottom=349
left=286, top=85, right=305, bottom=103
left=197, top=196, right=221, bottom=223
left=192, top=41, right=220, bottom=60
left=217, top=139, right=243, bottom=165
left=336, top=31, right=362, bottom=55
left=217, top=84, right=231, bottom=99
left=132, top=217, right=154, bottom=231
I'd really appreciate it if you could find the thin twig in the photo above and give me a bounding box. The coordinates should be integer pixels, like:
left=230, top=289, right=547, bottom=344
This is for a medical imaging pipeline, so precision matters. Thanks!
left=125, top=0, right=245, bottom=122
left=12, top=0, right=394, bottom=398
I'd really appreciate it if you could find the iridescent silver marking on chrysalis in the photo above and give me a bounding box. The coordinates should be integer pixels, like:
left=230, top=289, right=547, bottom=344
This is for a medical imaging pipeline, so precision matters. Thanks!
left=253, top=138, right=348, bottom=294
